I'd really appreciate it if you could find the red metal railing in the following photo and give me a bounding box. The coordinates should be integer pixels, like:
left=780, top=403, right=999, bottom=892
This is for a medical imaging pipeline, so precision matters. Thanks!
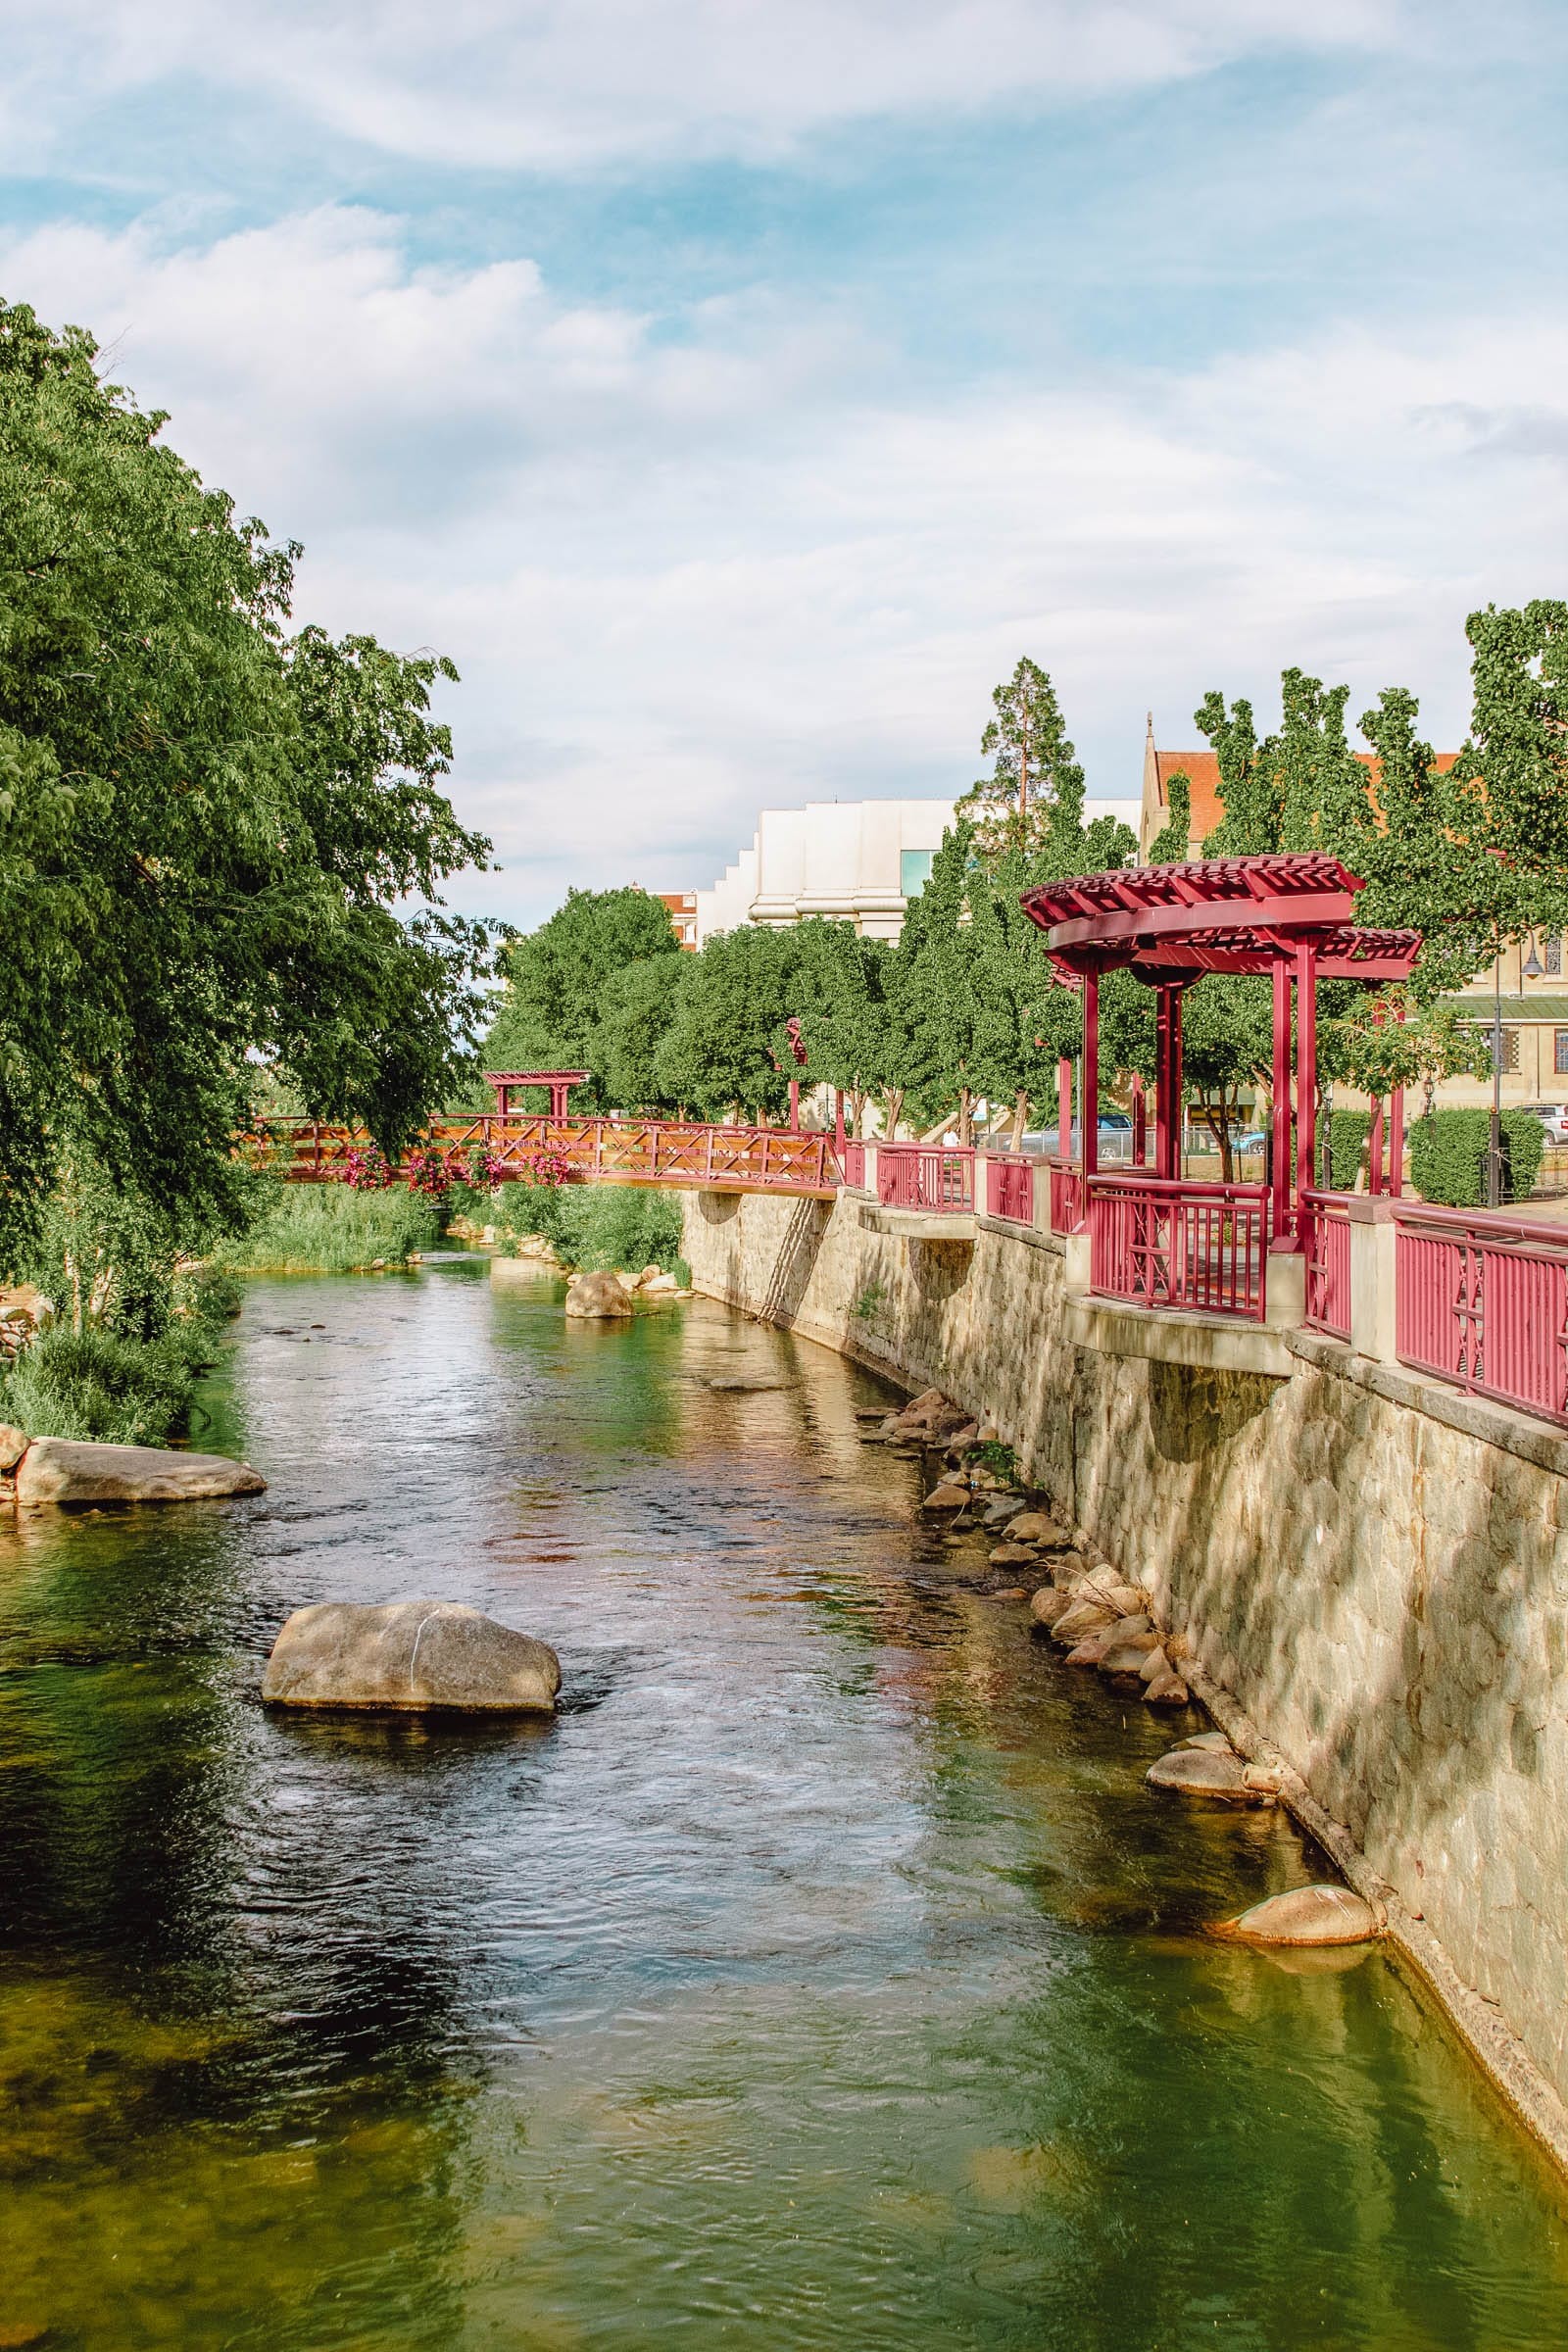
left=1302, top=1190, right=1352, bottom=1340
left=267, top=1115, right=841, bottom=1198
left=986, top=1153, right=1035, bottom=1224
left=839, top=1140, right=866, bottom=1190
left=1049, top=1160, right=1084, bottom=1234
left=1395, top=1204, right=1568, bottom=1424
left=876, top=1145, right=976, bottom=1213
left=1088, top=1174, right=1269, bottom=1321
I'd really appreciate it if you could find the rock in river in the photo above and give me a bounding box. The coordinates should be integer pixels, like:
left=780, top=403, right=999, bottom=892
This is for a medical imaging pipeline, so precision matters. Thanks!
left=564, top=1270, right=634, bottom=1319
left=1210, top=1885, right=1378, bottom=1947
left=1147, top=1747, right=1276, bottom=1805
left=262, top=1600, right=561, bottom=1714
left=16, top=1438, right=266, bottom=1506
left=1050, top=1598, right=1115, bottom=1645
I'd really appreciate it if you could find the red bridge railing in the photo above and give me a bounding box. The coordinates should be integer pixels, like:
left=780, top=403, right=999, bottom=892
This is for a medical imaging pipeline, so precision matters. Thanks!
left=1395, top=1204, right=1568, bottom=1425
left=270, top=1114, right=840, bottom=1198
left=1088, top=1174, right=1268, bottom=1321
left=1049, top=1160, right=1084, bottom=1234
left=985, top=1152, right=1035, bottom=1224
left=1302, top=1190, right=1352, bottom=1340
left=876, top=1145, right=975, bottom=1213
left=839, top=1140, right=867, bottom=1190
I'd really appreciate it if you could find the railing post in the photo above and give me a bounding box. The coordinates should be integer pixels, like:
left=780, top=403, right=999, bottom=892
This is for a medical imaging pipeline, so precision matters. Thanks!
left=1346, top=1199, right=1399, bottom=1364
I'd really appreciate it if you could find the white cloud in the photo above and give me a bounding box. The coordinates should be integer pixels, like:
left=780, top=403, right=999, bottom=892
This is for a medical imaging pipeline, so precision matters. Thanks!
left=3, top=205, right=1564, bottom=925
left=4, top=0, right=1397, bottom=172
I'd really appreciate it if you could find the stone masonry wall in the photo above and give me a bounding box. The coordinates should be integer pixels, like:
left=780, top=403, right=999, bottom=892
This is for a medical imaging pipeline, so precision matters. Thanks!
left=679, top=1186, right=1568, bottom=2122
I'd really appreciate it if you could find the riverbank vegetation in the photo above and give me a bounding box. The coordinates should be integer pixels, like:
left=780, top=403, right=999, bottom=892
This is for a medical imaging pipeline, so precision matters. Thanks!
left=484, top=612, right=1568, bottom=1178
left=472, top=1179, right=689, bottom=1283
left=0, top=296, right=496, bottom=1437
left=225, top=1186, right=442, bottom=1275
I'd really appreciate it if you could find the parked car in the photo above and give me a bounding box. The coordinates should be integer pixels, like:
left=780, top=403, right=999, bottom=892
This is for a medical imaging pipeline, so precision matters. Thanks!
left=1519, top=1104, right=1568, bottom=1144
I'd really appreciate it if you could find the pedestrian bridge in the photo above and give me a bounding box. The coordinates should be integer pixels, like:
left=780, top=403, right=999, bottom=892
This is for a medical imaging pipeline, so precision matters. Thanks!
left=272, top=1110, right=842, bottom=1199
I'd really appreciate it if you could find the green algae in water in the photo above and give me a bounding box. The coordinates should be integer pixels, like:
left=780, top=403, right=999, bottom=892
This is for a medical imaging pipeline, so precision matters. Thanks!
left=1, top=1267, right=1567, bottom=2349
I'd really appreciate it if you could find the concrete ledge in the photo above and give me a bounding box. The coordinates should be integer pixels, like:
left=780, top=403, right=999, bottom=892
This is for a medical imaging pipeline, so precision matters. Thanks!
left=1065, top=1290, right=1294, bottom=1376
left=973, top=1213, right=1064, bottom=1253
left=855, top=1202, right=976, bottom=1243
left=1287, top=1326, right=1568, bottom=1476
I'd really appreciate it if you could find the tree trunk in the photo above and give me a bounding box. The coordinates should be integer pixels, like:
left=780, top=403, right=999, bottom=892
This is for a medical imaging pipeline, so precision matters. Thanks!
left=957, top=1086, right=974, bottom=1150
left=1217, top=1094, right=1234, bottom=1186
left=1008, top=1088, right=1029, bottom=1152
left=883, top=1089, right=905, bottom=1141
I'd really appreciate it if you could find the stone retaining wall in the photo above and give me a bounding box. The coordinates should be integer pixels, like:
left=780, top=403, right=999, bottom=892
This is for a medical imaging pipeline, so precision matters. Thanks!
left=679, top=1185, right=1568, bottom=2150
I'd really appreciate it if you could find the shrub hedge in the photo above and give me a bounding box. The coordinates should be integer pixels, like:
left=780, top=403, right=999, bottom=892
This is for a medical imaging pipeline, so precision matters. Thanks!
left=1407, top=1108, right=1545, bottom=1207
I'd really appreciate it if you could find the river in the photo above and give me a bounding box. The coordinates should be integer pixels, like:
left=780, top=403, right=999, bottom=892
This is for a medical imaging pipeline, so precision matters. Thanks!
left=2, top=1261, right=1567, bottom=2349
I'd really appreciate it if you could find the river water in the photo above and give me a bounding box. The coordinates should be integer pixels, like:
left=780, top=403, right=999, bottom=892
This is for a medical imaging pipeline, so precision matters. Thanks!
left=3, top=1263, right=1567, bottom=2350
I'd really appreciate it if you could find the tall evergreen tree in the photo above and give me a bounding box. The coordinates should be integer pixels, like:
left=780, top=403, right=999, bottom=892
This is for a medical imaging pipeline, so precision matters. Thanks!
left=956, top=657, right=1086, bottom=860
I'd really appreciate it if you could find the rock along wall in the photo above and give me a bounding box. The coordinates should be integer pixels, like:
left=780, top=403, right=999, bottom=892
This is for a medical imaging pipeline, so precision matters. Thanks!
left=679, top=1185, right=1568, bottom=2143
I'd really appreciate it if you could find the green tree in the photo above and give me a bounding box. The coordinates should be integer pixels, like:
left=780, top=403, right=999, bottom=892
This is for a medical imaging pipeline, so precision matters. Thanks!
left=591, top=950, right=692, bottom=1112
left=890, top=819, right=984, bottom=1140
left=0, top=299, right=494, bottom=1270
left=956, top=657, right=1086, bottom=860
left=654, top=924, right=803, bottom=1121
left=787, top=921, right=895, bottom=1134
left=481, top=886, right=678, bottom=1107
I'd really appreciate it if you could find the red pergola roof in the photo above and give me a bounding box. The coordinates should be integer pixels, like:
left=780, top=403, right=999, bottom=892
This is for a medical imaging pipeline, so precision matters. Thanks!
left=1019, top=854, right=1420, bottom=985
left=484, top=1068, right=590, bottom=1086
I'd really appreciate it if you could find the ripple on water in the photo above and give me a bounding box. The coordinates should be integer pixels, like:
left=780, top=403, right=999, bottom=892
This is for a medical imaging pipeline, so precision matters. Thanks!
left=1, top=1267, right=1566, bottom=2350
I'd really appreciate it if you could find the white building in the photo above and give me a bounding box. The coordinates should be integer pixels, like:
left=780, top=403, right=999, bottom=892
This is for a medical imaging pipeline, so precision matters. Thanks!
left=695, top=796, right=1137, bottom=945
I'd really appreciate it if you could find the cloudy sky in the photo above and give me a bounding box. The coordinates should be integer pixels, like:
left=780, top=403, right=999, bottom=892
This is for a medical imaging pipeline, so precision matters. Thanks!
left=4, top=0, right=1565, bottom=925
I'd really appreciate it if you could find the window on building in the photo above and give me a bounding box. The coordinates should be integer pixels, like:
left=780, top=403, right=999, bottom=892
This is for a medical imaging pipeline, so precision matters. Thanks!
left=900, top=849, right=935, bottom=899
left=1547, top=935, right=1563, bottom=976
left=1555, top=1030, right=1568, bottom=1075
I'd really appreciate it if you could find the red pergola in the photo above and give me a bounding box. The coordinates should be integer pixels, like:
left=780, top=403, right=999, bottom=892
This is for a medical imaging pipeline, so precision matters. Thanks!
left=485, top=1069, right=588, bottom=1120
left=1019, top=855, right=1420, bottom=1241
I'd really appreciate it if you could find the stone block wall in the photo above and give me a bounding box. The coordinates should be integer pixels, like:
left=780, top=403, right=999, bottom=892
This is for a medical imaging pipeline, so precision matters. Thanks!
left=679, top=1186, right=1568, bottom=2124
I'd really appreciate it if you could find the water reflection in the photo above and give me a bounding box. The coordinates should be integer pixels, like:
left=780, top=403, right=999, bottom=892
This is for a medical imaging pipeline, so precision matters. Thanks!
left=0, top=1266, right=1565, bottom=2349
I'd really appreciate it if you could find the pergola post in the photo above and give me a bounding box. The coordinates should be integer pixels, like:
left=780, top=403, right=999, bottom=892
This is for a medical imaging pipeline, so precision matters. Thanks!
left=497, top=1084, right=512, bottom=1121
left=1057, top=1056, right=1072, bottom=1159
left=1270, top=962, right=1292, bottom=1243
left=1295, top=939, right=1318, bottom=1218
left=1082, top=971, right=1100, bottom=1182
left=1153, top=983, right=1184, bottom=1181
left=1130, top=1071, right=1147, bottom=1166
left=834, top=1089, right=846, bottom=1157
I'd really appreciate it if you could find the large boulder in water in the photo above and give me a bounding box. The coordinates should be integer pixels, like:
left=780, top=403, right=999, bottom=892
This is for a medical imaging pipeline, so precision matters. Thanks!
left=16, top=1438, right=265, bottom=1506
left=564, top=1270, right=634, bottom=1319
left=1210, top=1885, right=1378, bottom=1947
left=262, top=1600, right=561, bottom=1714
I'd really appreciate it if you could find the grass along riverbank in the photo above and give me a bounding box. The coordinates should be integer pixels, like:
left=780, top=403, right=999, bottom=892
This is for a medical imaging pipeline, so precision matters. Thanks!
left=224, top=1186, right=441, bottom=1274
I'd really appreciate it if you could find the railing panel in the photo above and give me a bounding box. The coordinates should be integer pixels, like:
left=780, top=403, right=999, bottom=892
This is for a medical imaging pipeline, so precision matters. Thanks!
left=1302, top=1191, right=1352, bottom=1340
left=839, top=1141, right=866, bottom=1191
left=1049, top=1160, right=1083, bottom=1234
left=1087, top=1176, right=1267, bottom=1321
left=1396, top=1207, right=1568, bottom=1425
left=876, top=1146, right=975, bottom=1212
left=986, top=1153, right=1035, bottom=1224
